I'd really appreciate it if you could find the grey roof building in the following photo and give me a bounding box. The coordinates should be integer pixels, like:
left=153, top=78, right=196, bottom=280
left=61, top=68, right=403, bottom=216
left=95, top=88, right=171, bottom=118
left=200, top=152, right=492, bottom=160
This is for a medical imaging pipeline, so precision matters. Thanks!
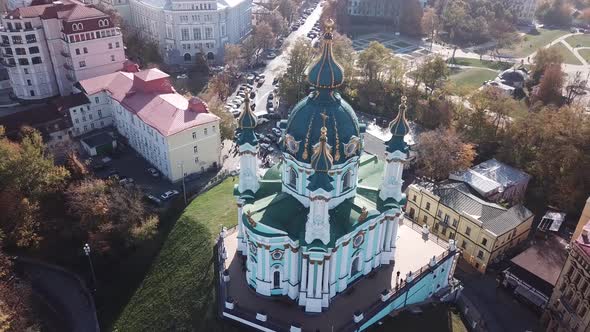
left=449, top=158, right=531, bottom=205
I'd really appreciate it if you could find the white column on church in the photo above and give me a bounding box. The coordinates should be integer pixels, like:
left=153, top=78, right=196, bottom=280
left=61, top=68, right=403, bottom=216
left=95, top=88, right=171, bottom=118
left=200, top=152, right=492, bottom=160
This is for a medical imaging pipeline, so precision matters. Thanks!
left=315, top=262, right=323, bottom=298
left=264, top=246, right=271, bottom=282
left=329, top=251, right=337, bottom=297
left=364, top=225, right=376, bottom=274
left=322, top=259, right=329, bottom=294
left=383, top=219, right=392, bottom=251
left=288, top=248, right=299, bottom=299
left=300, top=256, right=308, bottom=292
left=307, top=261, right=315, bottom=296
left=391, top=217, right=400, bottom=257
left=338, top=241, right=350, bottom=290
left=375, top=221, right=385, bottom=268
left=256, top=245, right=263, bottom=280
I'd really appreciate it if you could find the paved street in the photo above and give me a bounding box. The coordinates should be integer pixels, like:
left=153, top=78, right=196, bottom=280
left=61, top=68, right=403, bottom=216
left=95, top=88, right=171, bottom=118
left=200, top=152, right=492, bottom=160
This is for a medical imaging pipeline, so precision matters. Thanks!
left=455, top=264, right=541, bottom=332
left=250, top=2, right=323, bottom=116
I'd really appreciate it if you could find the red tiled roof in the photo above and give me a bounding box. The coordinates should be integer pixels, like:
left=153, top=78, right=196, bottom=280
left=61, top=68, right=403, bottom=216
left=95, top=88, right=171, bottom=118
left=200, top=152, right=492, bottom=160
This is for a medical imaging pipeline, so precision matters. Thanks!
left=8, top=4, right=53, bottom=18
left=78, top=69, right=219, bottom=137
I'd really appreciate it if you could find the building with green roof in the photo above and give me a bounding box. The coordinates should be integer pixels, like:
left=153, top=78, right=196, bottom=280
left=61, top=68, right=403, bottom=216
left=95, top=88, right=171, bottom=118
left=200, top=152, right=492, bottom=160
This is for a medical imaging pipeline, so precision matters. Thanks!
left=229, top=19, right=457, bottom=318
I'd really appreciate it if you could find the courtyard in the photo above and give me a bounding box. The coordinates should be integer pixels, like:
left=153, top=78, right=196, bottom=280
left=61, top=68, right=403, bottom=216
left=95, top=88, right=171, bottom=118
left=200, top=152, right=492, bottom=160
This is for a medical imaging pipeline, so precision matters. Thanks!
left=352, top=32, right=430, bottom=61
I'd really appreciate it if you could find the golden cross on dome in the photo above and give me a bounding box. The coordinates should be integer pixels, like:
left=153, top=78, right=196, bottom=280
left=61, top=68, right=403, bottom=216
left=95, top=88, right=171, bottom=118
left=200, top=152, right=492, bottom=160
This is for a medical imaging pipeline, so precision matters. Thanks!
left=399, top=95, right=407, bottom=112
left=319, top=112, right=328, bottom=140
left=325, top=19, right=335, bottom=33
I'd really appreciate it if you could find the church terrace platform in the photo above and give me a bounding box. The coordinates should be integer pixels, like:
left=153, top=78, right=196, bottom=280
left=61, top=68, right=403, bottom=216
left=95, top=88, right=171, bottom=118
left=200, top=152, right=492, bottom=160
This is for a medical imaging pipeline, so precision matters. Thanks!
left=216, top=219, right=455, bottom=332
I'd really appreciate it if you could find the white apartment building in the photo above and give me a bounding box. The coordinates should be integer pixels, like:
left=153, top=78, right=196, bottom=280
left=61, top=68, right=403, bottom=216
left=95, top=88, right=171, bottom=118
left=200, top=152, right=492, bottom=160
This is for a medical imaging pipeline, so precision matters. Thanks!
left=99, top=0, right=132, bottom=23
left=509, top=0, right=536, bottom=25
left=128, top=0, right=252, bottom=64
left=75, top=66, right=221, bottom=181
left=0, top=0, right=125, bottom=100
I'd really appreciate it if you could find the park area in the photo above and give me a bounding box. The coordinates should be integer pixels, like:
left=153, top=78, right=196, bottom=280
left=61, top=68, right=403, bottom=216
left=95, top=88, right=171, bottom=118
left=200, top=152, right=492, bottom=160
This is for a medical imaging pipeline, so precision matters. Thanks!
left=579, top=49, right=590, bottom=63
left=451, top=57, right=512, bottom=71
left=502, top=28, right=569, bottom=57
left=447, top=68, right=498, bottom=92
left=547, top=43, right=583, bottom=65
left=565, top=34, right=590, bottom=48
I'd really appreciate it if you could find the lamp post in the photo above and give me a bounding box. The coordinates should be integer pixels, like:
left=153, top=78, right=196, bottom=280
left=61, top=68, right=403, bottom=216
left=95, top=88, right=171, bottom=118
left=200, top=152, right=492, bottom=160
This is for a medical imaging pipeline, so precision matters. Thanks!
left=83, top=243, right=97, bottom=292
left=178, top=161, right=187, bottom=205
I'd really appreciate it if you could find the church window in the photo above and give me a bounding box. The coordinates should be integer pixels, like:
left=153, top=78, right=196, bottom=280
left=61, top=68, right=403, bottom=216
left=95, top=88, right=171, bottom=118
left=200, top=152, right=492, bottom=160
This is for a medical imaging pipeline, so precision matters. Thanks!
left=342, top=171, right=351, bottom=191
left=271, top=249, right=283, bottom=260
left=288, top=167, right=298, bottom=189
left=481, top=238, right=488, bottom=246
left=408, top=208, right=415, bottom=220
left=273, top=271, right=280, bottom=289
left=422, top=215, right=428, bottom=224
left=351, top=256, right=360, bottom=276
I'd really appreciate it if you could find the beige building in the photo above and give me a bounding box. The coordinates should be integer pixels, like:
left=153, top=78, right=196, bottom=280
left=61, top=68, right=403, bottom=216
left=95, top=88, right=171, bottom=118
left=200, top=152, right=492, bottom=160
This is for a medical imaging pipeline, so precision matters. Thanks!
left=406, top=181, right=533, bottom=273
left=543, top=210, right=590, bottom=332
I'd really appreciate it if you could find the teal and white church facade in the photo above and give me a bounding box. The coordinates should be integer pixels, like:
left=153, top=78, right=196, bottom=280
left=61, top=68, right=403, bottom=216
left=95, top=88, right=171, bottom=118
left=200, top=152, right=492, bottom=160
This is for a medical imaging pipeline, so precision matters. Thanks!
left=230, top=20, right=458, bottom=318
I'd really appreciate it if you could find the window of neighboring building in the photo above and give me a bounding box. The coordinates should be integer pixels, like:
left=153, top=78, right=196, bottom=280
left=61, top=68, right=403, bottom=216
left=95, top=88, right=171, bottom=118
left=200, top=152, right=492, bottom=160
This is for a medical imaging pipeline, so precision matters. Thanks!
left=18, top=58, right=29, bottom=65
left=192, top=132, right=197, bottom=139
left=205, top=27, right=213, bottom=39
left=115, top=42, right=120, bottom=48
left=27, top=79, right=31, bottom=86
left=212, top=125, right=216, bottom=133
left=82, top=116, right=86, bottom=121
left=75, top=48, right=80, bottom=55
left=95, top=97, right=99, bottom=103
left=83, top=47, right=88, bottom=53
left=465, top=226, right=472, bottom=236
left=441, top=228, right=447, bottom=236
left=409, top=207, right=415, bottom=219
left=111, top=55, right=115, bottom=61
left=443, top=214, right=450, bottom=224
left=193, top=27, right=201, bottom=40
left=30, top=90, right=35, bottom=96
left=422, top=215, right=428, bottom=224
left=434, top=223, right=440, bottom=232
left=193, top=145, right=198, bottom=153
left=79, top=60, right=86, bottom=67
left=15, top=48, right=25, bottom=55
left=24, top=22, right=32, bottom=30
left=452, top=219, right=458, bottom=227
left=412, top=194, right=417, bottom=202
left=108, top=43, right=113, bottom=49
left=425, top=202, right=430, bottom=211
left=6, top=23, right=13, bottom=30
left=477, top=250, right=484, bottom=259
left=461, top=240, right=467, bottom=249
left=181, top=28, right=190, bottom=41
left=25, top=34, right=36, bottom=43
left=437, top=210, right=442, bottom=217
left=28, top=46, right=39, bottom=54
left=449, top=232, right=455, bottom=239
left=481, top=238, right=488, bottom=246
left=89, top=114, right=93, bottom=120
left=14, top=22, right=22, bottom=30
left=75, top=118, right=79, bottom=124
left=31, top=57, right=41, bottom=64
left=195, top=157, right=199, bottom=164
left=84, top=125, right=88, bottom=131
left=12, top=36, right=22, bottom=44
left=204, top=128, right=208, bottom=135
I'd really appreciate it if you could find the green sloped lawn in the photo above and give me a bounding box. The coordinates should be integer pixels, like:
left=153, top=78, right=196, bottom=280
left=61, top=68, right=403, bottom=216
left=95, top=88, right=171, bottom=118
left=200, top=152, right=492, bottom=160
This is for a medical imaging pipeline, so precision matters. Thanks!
left=547, top=43, right=583, bottom=65
left=113, top=179, right=238, bottom=332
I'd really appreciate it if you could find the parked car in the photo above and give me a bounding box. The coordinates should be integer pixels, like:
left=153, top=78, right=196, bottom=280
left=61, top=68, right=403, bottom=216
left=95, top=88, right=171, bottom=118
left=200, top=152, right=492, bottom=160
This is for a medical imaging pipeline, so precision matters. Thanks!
left=267, top=101, right=274, bottom=110
left=268, top=93, right=274, bottom=100
left=258, top=117, right=270, bottom=125
left=266, top=52, right=277, bottom=60
left=272, top=128, right=281, bottom=137
left=267, top=106, right=275, bottom=113
left=119, top=177, right=135, bottom=186
left=176, top=74, right=188, bottom=79
left=147, top=167, right=160, bottom=177
left=160, top=190, right=180, bottom=200
left=145, top=194, right=162, bottom=206
left=249, top=91, right=256, bottom=99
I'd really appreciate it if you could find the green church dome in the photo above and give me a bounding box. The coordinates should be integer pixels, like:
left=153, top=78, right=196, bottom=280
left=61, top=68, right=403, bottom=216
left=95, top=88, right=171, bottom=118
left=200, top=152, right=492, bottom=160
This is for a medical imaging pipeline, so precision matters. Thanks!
left=283, top=20, right=362, bottom=165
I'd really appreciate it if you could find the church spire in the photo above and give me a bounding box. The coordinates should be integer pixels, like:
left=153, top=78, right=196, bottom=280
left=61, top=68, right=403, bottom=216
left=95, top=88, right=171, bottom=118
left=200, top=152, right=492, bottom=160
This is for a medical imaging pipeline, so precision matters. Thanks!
left=307, top=19, right=344, bottom=89
left=385, top=95, right=410, bottom=153
left=308, top=113, right=335, bottom=192
left=236, top=95, right=258, bottom=147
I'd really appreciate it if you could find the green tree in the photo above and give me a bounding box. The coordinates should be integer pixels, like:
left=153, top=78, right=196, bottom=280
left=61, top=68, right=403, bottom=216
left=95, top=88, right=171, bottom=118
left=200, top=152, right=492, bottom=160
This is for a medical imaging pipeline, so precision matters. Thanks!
left=531, top=47, right=563, bottom=83
left=278, top=0, right=296, bottom=23
left=241, top=36, right=258, bottom=67
left=224, top=44, right=243, bottom=70
left=414, top=56, right=449, bottom=94
left=209, top=73, right=231, bottom=101
left=208, top=100, right=238, bottom=141
left=279, top=38, right=314, bottom=107
left=415, top=128, right=476, bottom=181
left=400, top=0, right=424, bottom=36
left=499, top=105, right=590, bottom=213
left=253, top=22, right=275, bottom=62
left=535, top=64, right=564, bottom=106
left=262, top=10, right=288, bottom=36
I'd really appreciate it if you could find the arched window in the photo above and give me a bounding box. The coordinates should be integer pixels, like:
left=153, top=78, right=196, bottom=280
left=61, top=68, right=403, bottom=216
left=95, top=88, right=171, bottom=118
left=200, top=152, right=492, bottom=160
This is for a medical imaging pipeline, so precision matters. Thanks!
left=342, top=171, right=351, bottom=191
left=206, top=52, right=215, bottom=61
left=183, top=53, right=192, bottom=62
left=289, top=167, right=298, bottom=188
left=351, top=256, right=360, bottom=276
left=273, top=271, right=280, bottom=289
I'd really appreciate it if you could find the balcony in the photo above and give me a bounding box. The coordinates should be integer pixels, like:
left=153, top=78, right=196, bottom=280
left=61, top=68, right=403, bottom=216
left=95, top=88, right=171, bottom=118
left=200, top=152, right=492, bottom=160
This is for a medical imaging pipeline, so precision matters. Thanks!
left=26, top=38, right=37, bottom=44
left=60, top=50, right=70, bottom=57
left=64, top=63, right=73, bottom=70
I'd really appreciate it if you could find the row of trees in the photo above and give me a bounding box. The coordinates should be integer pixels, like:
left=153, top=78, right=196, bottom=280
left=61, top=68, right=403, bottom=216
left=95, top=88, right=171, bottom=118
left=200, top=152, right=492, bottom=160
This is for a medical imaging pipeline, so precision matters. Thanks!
left=0, top=127, right=161, bottom=327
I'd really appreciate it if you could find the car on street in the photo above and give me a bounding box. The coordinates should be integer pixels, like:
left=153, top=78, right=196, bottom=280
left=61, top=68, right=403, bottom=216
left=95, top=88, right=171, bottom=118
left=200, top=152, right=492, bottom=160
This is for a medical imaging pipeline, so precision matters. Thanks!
left=232, top=109, right=241, bottom=117
left=119, top=177, right=135, bottom=186
left=147, top=167, right=160, bottom=177
left=272, top=128, right=281, bottom=137
left=160, top=190, right=180, bottom=200
left=268, top=93, right=274, bottom=100
left=237, top=91, right=246, bottom=98
left=257, top=77, right=265, bottom=86
left=272, top=77, right=279, bottom=85
left=266, top=52, right=277, bottom=60
left=176, top=74, right=188, bottom=79
left=145, top=194, right=162, bottom=206
left=249, top=91, right=256, bottom=99
left=267, top=101, right=274, bottom=109
left=258, top=117, right=270, bottom=125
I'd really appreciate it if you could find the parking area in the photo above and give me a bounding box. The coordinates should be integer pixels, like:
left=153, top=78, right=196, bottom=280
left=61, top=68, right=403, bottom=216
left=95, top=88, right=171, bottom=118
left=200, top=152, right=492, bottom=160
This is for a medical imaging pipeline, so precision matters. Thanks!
left=90, top=144, right=182, bottom=206
left=352, top=33, right=431, bottom=61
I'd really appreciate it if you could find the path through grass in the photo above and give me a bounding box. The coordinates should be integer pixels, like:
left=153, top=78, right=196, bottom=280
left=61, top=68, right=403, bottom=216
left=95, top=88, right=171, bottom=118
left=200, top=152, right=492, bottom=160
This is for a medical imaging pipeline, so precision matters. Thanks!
left=579, top=49, right=590, bottom=63
left=548, top=43, right=583, bottom=65
left=451, top=58, right=512, bottom=71
left=565, top=34, right=590, bottom=48
left=502, top=28, right=569, bottom=57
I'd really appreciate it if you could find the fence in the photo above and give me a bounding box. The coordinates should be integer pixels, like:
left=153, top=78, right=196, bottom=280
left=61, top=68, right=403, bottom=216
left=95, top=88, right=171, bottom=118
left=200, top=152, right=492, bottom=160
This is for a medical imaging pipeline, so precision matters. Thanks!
left=402, top=217, right=450, bottom=249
